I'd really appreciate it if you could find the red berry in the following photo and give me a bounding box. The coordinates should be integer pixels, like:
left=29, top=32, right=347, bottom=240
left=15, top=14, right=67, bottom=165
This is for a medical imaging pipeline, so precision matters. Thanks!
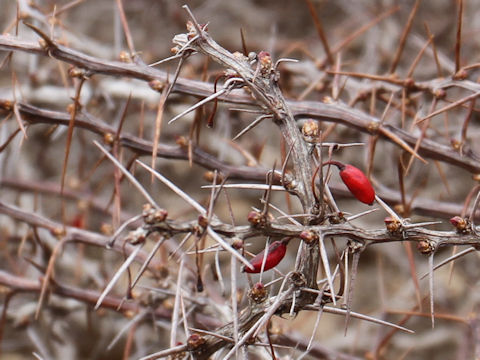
left=243, top=238, right=290, bottom=273
left=324, top=161, right=375, bottom=205
left=70, top=213, right=86, bottom=229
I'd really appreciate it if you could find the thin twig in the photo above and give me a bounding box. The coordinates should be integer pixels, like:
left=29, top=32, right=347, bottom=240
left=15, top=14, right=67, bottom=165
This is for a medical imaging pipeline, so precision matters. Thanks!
left=455, top=0, right=464, bottom=73
left=94, top=141, right=160, bottom=209
left=304, top=0, right=333, bottom=64
left=389, top=0, right=421, bottom=74
left=94, top=244, right=143, bottom=310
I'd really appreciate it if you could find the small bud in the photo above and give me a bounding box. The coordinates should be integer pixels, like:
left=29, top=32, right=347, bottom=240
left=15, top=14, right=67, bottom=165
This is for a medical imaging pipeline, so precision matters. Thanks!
left=450, top=139, right=462, bottom=150
left=68, top=177, right=81, bottom=190
left=434, top=89, right=446, bottom=99
left=127, top=228, right=147, bottom=244
left=175, top=135, right=189, bottom=147
left=233, top=51, right=247, bottom=62
left=187, top=333, right=206, bottom=351
left=367, top=121, right=380, bottom=134
left=473, top=174, right=480, bottom=182
left=119, top=50, right=131, bottom=63
left=100, top=223, right=114, bottom=236
left=186, top=21, right=203, bottom=39
left=249, top=282, right=268, bottom=303
left=384, top=217, right=402, bottom=233
left=162, top=298, right=174, bottom=310
left=258, top=51, right=271, bottom=64
left=68, top=66, right=86, bottom=78
left=0, top=100, right=13, bottom=111
left=302, top=120, right=319, bottom=143
left=203, top=171, right=224, bottom=184
left=328, top=212, right=345, bottom=224
left=269, top=323, right=284, bottom=336
left=50, top=227, right=66, bottom=238
left=231, top=238, right=244, bottom=250
left=103, top=132, right=115, bottom=145
left=148, top=80, right=165, bottom=92
left=300, top=230, right=318, bottom=244
left=450, top=216, right=469, bottom=233
left=38, top=38, right=48, bottom=49
left=153, top=209, right=168, bottom=222
left=393, top=204, right=406, bottom=217
left=290, top=271, right=306, bottom=288
left=403, top=77, right=415, bottom=89
left=247, top=210, right=266, bottom=227
left=449, top=215, right=465, bottom=228
left=143, top=204, right=168, bottom=224
left=66, top=103, right=76, bottom=114
left=142, top=204, right=154, bottom=224
left=282, top=171, right=296, bottom=191
left=417, top=240, right=434, bottom=255
left=198, top=215, right=208, bottom=228
left=453, top=69, right=468, bottom=80
left=322, top=96, right=334, bottom=104
left=186, top=21, right=196, bottom=34
left=124, top=310, right=135, bottom=319
left=257, top=51, right=272, bottom=75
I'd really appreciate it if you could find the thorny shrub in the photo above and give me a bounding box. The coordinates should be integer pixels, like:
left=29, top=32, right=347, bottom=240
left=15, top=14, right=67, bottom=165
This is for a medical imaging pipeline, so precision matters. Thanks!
left=1, top=1, right=480, bottom=359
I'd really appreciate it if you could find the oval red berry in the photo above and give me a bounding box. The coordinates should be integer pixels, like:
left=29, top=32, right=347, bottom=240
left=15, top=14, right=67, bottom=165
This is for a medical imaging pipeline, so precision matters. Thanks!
left=339, top=164, right=375, bottom=205
left=244, top=240, right=287, bottom=273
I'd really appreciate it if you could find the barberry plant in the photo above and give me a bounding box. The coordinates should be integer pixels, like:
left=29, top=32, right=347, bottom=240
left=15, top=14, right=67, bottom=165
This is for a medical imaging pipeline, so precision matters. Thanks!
left=0, top=1, right=480, bottom=359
